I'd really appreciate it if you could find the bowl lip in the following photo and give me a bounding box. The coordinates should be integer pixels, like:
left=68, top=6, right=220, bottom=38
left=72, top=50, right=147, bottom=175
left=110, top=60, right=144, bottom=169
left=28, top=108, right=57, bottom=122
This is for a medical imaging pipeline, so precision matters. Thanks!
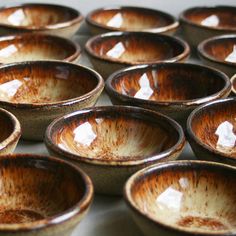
left=85, top=5, right=179, bottom=33
left=180, top=5, right=236, bottom=31
left=105, top=62, right=231, bottom=106
left=0, top=153, right=94, bottom=232
left=45, top=105, right=186, bottom=166
left=0, top=108, right=21, bottom=152
left=198, top=34, right=236, bottom=67
left=0, top=3, right=83, bottom=31
left=187, top=97, right=236, bottom=162
left=85, top=31, right=190, bottom=65
left=0, top=60, right=104, bottom=109
left=124, top=160, right=236, bottom=236
left=0, top=33, right=81, bottom=63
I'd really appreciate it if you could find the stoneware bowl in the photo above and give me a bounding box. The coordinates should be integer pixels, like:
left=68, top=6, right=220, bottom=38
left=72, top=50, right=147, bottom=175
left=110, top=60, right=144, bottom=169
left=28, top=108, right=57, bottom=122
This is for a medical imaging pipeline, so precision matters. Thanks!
left=86, top=6, right=179, bottom=35
left=0, top=61, right=104, bottom=141
left=0, top=154, right=93, bottom=236
left=0, top=108, right=21, bottom=155
left=0, top=3, right=83, bottom=38
left=180, top=6, right=236, bottom=47
left=85, top=32, right=190, bottom=78
left=105, top=63, right=231, bottom=127
left=198, top=34, right=236, bottom=78
left=187, top=98, right=236, bottom=166
left=124, top=160, right=236, bottom=236
left=45, top=106, right=185, bottom=195
left=231, top=74, right=236, bottom=96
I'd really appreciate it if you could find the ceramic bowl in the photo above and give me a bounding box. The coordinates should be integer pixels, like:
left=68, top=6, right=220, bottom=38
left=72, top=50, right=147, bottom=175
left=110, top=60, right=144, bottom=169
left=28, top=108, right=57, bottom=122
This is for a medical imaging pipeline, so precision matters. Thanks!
left=0, top=108, right=21, bottom=154
left=45, top=106, right=185, bottom=195
left=0, top=154, right=93, bottom=236
left=0, top=33, right=81, bottom=64
left=231, top=74, right=236, bottom=96
left=86, top=6, right=179, bottom=35
left=0, top=3, right=83, bottom=38
left=180, top=6, right=236, bottom=47
left=124, top=160, right=236, bottom=236
left=0, top=61, right=104, bottom=141
left=198, top=34, right=236, bottom=77
left=106, top=63, right=231, bottom=127
left=85, top=32, right=190, bottom=78
left=187, top=98, right=236, bottom=166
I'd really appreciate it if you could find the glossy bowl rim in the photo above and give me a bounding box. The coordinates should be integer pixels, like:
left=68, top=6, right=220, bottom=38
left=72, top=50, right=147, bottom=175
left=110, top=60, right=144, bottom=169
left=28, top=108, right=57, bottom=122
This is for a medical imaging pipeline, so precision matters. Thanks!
left=85, top=31, right=190, bottom=65
left=45, top=105, right=186, bottom=166
left=187, top=97, right=236, bottom=162
left=0, top=3, right=83, bottom=30
left=180, top=5, right=236, bottom=31
left=124, top=160, right=236, bottom=236
left=0, top=60, right=104, bottom=109
left=0, top=153, right=93, bottom=232
left=105, top=62, right=231, bottom=106
left=86, top=5, right=179, bottom=33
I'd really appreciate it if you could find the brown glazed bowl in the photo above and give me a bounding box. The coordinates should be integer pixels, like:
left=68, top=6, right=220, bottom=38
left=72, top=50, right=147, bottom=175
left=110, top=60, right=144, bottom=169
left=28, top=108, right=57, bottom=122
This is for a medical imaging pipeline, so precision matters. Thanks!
left=198, top=34, right=236, bottom=78
left=187, top=98, right=236, bottom=166
left=85, top=32, right=190, bottom=78
left=45, top=106, right=185, bottom=195
left=0, top=154, right=93, bottom=236
left=0, top=108, right=21, bottom=155
left=106, top=63, right=231, bottom=127
left=124, top=161, right=236, bottom=236
left=0, top=3, right=83, bottom=38
left=86, top=6, right=179, bottom=35
left=180, top=6, right=236, bottom=47
left=0, top=61, right=104, bottom=141
left=0, top=33, right=81, bottom=64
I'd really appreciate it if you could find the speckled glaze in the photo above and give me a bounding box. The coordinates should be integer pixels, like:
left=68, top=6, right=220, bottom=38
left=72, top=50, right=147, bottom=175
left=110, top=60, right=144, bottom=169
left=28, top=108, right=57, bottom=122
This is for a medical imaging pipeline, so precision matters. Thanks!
left=0, top=108, right=21, bottom=155
left=45, top=106, right=185, bottom=195
left=187, top=98, right=236, bottom=166
left=86, top=6, right=179, bottom=35
left=124, top=161, right=236, bottom=236
left=85, top=32, right=190, bottom=79
left=0, top=33, right=81, bottom=64
left=198, top=34, right=236, bottom=78
left=0, top=61, right=104, bottom=141
left=0, top=3, right=83, bottom=38
left=0, top=154, right=93, bottom=236
left=180, top=6, right=236, bottom=47
left=106, top=63, right=231, bottom=127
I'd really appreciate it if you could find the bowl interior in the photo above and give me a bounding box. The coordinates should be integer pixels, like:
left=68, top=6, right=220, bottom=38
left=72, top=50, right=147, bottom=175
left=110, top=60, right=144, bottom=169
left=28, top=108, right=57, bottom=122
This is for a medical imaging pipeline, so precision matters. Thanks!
left=0, top=156, right=86, bottom=224
left=0, top=110, right=14, bottom=142
left=130, top=163, right=236, bottom=233
left=89, top=34, right=185, bottom=63
left=201, top=37, right=236, bottom=64
left=90, top=8, right=174, bottom=30
left=0, top=4, right=78, bottom=27
left=0, top=35, right=77, bottom=64
left=184, top=7, right=236, bottom=29
left=51, top=108, right=180, bottom=161
left=0, top=62, right=99, bottom=103
left=190, top=99, right=236, bottom=158
left=110, top=65, right=226, bottom=101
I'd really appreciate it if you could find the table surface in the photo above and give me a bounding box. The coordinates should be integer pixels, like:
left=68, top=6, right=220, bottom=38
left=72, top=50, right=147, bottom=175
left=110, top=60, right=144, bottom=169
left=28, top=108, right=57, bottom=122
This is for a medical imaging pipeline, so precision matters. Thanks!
left=2, top=0, right=235, bottom=235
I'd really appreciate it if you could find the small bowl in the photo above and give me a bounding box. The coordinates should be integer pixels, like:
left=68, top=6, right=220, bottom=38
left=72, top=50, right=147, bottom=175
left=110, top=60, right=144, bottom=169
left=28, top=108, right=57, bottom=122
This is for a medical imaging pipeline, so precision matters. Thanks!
left=124, top=161, right=236, bottom=236
left=0, top=108, right=21, bottom=154
left=85, top=32, right=190, bottom=78
left=0, top=33, right=81, bottom=64
left=0, top=154, right=93, bottom=236
left=187, top=98, right=236, bottom=166
left=106, top=63, right=231, bottom=127
left=0, top=3, right=83, bottom=38
left=45, top=106, right=185, bottom=195
left=86, top=6, right=179, bottom=35
left=180, top=5, right=236, bottom=47
left=198, top=34, right=236, bottom=77
left=0, top=61, right=104, bottom=141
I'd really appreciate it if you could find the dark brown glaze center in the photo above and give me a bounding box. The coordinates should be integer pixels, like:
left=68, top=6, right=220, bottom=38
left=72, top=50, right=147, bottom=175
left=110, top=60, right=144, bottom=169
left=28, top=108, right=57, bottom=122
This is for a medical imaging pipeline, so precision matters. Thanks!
left=0, top=111, right=14, bottom=142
